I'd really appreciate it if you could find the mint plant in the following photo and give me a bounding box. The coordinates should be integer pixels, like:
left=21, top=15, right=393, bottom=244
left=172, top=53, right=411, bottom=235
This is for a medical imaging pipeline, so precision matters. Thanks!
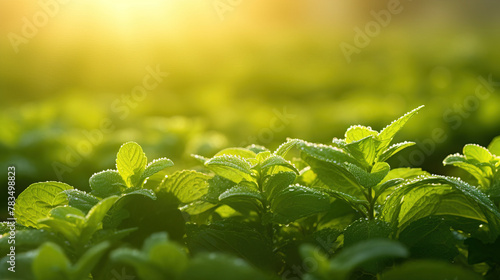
left=2, top=107, right=500, bottom=279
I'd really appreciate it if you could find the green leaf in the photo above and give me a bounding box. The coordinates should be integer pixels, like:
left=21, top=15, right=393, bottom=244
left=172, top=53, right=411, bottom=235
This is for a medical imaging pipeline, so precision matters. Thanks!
left=218, top=182, right=263, bottom=214
left=381, top=176, right=500, bottom=239
left=148, top=239, right=188, bottom=278
left=271, top=184, right=331, bottom=224
left=377, top=106, right=424, bottom=154
left=71, top=241, right=110, bottom=280
left=0, top=250, right=37, bottom=279
left=245, top=144, right=270, bottom=154
left=111, top=247, right=164, bottom=280
left=89, top=169, right=125, bottom=198
left=378, top=141, right=415, bottom=162
left=63, top=189, right=100, bottom=214
left=344, top=162, right=390, bottom=188
left=203, top=175, right=236, bottom=204
left=345, top=125, right=378, bottom=143
left=343, top=219, right=392, bottom=247
left=262, top=171, right=297, bottom=200
left=81, top=196, right=120, bottom=243
left=329, top=239, right=408, bottom=280
left=301, top=154, right=364, bottom=198
left=344, top=136, right=379, bottom=167
left=0, top=229, right=57, bottom=252
left=320, top=188, right=369, bottom=216
left=373, top=178, right=404, bottom=202
left=205, top=155, right=254, bottom=183
left=260, top=155, right=299, bottom=175
left=181, top=253, right=274, bottom=280
left=274, top=138, right=300, bottom=157
left=116, top=141, right=148, bottom=188
left=38, top=216, right=81, bottom=244
left=399, top=216, right=460, bottom=261
left=92, top=227, right=138, bottom=244
left=299, top=244, right=330, bottom=279
left=297, top=140, right=360, bottom=166
left=488, top=136, right=500, bottom=156
left=443, top=154, right=489, bottom=187
left=113, top=232, right=189, bottom=279
left=15, top=182, right=73, bottom=228
left=49, top=206, right=85, bottom=224
left=140, top=157, right=174, bottom=182
left=380, top=260, right=482, bottom=280
left=158, top=170, right=211, bottom=204
left=219, top=183, right=263, bottom=202
left=464, top=143, right=493, bottom=163
left=33, top=242, right=70, bottom=280
left=122, top=188, right=157, bottom=200
left=186, top=221, right=280, bottom=271
left=215, top=147, right=257, bottom=159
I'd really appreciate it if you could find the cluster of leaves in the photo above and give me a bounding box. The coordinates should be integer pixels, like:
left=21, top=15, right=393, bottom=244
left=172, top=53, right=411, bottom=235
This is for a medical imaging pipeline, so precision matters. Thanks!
left=3, top=106, right=500, bottom=279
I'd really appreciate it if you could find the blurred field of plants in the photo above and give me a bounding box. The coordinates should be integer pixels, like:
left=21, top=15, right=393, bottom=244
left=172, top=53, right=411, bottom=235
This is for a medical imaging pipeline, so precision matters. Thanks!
left=1, top=0, right=500, bottom=218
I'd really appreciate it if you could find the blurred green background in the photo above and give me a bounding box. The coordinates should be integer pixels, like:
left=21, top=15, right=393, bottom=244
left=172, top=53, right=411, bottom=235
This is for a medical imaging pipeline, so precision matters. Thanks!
left=1, top=1, right=500, bottom=219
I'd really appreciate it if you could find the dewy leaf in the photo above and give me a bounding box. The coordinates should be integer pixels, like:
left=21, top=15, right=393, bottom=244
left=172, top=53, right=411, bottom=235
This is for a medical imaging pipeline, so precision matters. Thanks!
left=33, top=242, right=70, bottom=280
left=89, top=169, right=125, bottom=198
left=443, top=154, right=489, bottom=187
left=274, top=138, right=300, bottom=157
left=262, top=171, right=297, bottom=200
left=245, top=144, right=270, bottom=154
left=343, top=162, right=389, bottom=188
left=297, top=140, right=360, bottom=166
left=260, top=155, right=299, bottom=175
left=205, top=155, right=254, bottom=183
left=377, top=105, right=424, bottom=154
left=344, top=136, right=379, bottom=167
left=345, top=125, right=378, bottom=144
left=302, top=154, right=365, bottom=199
left=219, top=183, right=263, bottom=202
left=63, top=189, right=100, bottom=214
left=116, top=141, right=148, bottom=188
left=214, top=147, right=257, bottom=159
left=463, top=144, right=493, bottom=163
left=15, top=182, right=73, bottom=228
left=343, top=219, right=392, bottom=247
left=140, top=157, right=174, bottom=182
left=381, top=176, right=500, bottom=239
left=380, top=260, right=482, bottom=280
left=378, top=141, right=416, bottom=162
left=270, top=184, right=331, bottom=224
left=218, top=182, right=263, bottom=213
left=373, top=178, right=404, bottom=202
left=488, top=136, right=500, bottom=156
left=203, top=175, right=236, bottom=204
left=120, top=188, right=157, bottom=202
left=158, top=170, right=211, bottom=204
left=329, top=239, right=408, bottom=280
